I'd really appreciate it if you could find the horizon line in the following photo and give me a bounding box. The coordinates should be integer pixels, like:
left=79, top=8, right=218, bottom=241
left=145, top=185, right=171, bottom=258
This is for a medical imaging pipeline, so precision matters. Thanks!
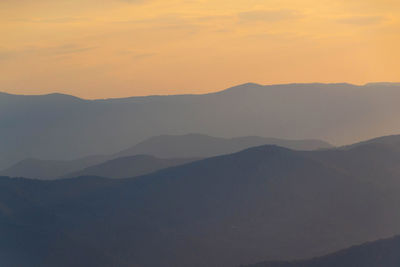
left=1, top=81, right=400, bottom=101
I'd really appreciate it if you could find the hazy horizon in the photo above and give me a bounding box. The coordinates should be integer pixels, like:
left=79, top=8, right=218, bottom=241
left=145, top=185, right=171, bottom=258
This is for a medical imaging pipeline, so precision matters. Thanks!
left=2, top=81, right=400, bottom=99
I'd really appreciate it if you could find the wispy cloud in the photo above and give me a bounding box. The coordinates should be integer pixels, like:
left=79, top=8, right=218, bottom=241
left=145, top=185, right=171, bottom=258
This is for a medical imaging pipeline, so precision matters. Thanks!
left=0, top=44, right=96, bottom=61
left=119, top=50, right=157, bottom=60
left=117, top=0, right=153, bottom=4
left=238, top=9, right=302, bottom=23
left=12, top=17, right=87, bottom=24
left=111, top=14, right=201, bottom=37
left=51, top=44, right=96, bottom=55
left=337, top=15, right=387, bottom=25
left=131, top=52, right=156, bottom=60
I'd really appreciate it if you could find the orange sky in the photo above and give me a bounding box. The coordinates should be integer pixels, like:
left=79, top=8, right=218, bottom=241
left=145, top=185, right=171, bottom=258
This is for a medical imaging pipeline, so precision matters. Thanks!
left=1, top=0, right=399, bottom=98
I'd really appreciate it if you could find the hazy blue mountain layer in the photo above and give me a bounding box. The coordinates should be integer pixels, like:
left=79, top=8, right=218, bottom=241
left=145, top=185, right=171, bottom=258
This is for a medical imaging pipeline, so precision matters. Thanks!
left=2, top=136, right=400, bottom=266
left=0, top=155, right=108, bottom=180
left=2, top=82, right=400, bottom=168
left=64, top=155, right=199, bottom=179
left=116, top=133, right=331, bottom=158
left=1, top=133, right=331, bottom=179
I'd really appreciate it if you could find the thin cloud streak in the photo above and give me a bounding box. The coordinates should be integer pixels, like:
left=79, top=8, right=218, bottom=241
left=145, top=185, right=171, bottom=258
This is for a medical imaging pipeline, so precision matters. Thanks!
left=0, top=44, right=96, bottom=61
left=238, top=9, right=303, bottom=23
left=337, top=15, right=387, bottom=25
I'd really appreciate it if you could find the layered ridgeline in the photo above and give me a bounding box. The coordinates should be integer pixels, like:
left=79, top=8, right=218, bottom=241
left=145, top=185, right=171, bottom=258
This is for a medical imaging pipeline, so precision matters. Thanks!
left=64, top=155, right=199, bottom=179
left=0, top=155, right=109, bottom=180
left=0, top=134, right=331, bottom=179
left=245, top=235, right=400, bottom=267
left=1, top=82, right=400, bottom=169
left=116, top=134, right=331, bottom=158
left=0, top=155, right=197, bottom=180
left=2, top=135, right=400, bottom=266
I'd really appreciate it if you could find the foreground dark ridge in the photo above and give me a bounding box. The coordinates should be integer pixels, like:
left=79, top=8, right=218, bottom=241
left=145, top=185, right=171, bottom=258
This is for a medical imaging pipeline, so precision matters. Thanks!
left=2, top=136, right=400, bottom=266
left=2, top=82, right=400, bottom=169
left=245, top=235, right=400, bottom=267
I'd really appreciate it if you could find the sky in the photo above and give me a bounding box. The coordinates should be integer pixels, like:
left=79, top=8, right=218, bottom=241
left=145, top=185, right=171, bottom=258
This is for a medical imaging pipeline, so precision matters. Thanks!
left=1, top=0, right=399, bottom=98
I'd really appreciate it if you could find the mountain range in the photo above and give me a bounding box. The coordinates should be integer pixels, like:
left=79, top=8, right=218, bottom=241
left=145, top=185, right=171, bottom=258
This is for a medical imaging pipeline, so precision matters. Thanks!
left=2, top=82, right=400, bottom=169
left=2, top=135, right=400, bottom=266
left=0, top=155, right=108, bottom=180
left=245, top=235, right=400, bottom=267
left=0, top=133, right=331, bottom=179
left=116, top=134, right=331, bottom=158
left=64, top=155, right=199, bottom=179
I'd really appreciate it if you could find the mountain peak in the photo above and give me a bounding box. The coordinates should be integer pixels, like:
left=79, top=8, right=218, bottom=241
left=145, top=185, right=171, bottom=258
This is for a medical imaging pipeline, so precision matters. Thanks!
left=40, top=92, right=85, bottom=101
left=0, top=91, right=84, bottom=101
left=215, top=83, right=264, bottom=94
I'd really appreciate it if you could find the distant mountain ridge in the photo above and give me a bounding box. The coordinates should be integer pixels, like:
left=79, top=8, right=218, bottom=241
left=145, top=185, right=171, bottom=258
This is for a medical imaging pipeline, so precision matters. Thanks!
left=64, top=155, right=199, bottom=179
left=0, top=133, right=331, bottom=179
left=365, top=82, right=400, bottom=87
left=343, top=134, right=400, bottom=150
left=2, top=82, right=400, bottom=169
left=245, top=235, right=400, bottom=267
left=0, top=155, right=108, bottom=180
left=116, top=133, right=332, bottom=158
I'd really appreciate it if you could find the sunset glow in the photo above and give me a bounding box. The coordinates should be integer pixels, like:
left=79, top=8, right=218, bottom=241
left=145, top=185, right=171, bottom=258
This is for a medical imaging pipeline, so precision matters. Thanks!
left=1, top=0, right=399, bottom=98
